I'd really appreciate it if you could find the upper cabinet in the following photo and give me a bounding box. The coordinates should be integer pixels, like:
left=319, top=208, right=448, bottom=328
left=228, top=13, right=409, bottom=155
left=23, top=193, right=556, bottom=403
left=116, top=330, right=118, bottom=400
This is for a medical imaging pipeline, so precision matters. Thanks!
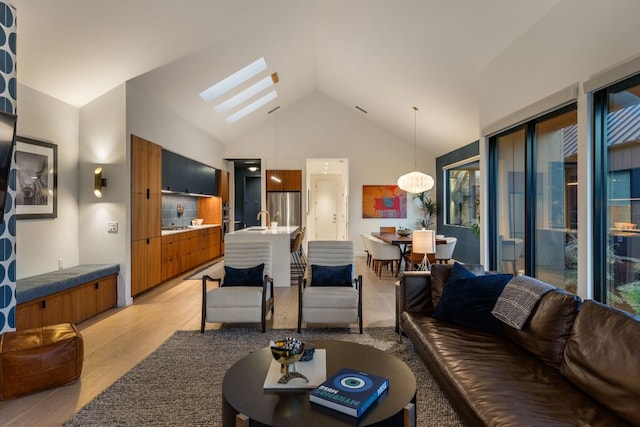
left=266, top=169, right=302, bottom=191
left=218, top=170, right=229, bottom=202
left=162, top=149, right=218, bottom=196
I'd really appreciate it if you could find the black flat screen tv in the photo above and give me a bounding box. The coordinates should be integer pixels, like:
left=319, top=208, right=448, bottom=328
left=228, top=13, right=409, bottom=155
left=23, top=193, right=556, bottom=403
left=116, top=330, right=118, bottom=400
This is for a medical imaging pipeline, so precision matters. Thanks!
left=0, top=110, right=17, bottom=225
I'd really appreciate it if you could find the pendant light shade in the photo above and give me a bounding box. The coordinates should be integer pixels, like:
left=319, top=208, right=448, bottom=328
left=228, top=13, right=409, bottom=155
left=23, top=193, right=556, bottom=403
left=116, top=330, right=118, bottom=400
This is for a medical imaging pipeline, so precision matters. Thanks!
left=397, top=106, right=434, bottom=194
left=397, top=171, right=434, bottom=194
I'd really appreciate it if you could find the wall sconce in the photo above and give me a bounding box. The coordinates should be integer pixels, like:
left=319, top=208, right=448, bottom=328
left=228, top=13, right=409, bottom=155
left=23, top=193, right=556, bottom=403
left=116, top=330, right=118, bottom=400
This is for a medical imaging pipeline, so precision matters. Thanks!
left=94, top=167, right=107, bottom=198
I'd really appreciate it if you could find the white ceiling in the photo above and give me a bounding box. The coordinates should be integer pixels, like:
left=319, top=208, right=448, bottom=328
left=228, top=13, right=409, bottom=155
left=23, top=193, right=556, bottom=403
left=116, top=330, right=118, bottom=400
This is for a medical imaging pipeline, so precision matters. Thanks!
left=11, top=0, right=561, bottom=156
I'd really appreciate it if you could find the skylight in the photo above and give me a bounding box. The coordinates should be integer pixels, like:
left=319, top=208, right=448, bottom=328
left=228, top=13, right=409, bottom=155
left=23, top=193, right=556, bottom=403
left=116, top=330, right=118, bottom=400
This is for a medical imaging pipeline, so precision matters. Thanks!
left=199, top=57, right=267, bottom=103
left=226, top=90, right=278, bottom=124
left=215, top=73, right=278, bottom=114
left=199, top=57, right=279, bottom=124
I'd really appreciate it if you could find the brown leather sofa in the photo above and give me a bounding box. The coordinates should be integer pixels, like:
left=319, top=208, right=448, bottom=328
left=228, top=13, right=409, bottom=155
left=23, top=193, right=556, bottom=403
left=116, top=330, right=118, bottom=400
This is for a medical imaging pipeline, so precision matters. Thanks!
left=397, top=265, right=640, bottom=427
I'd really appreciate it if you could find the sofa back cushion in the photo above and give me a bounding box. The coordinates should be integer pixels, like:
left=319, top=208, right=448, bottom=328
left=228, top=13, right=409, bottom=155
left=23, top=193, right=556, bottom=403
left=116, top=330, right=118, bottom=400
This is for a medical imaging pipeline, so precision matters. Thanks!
left=430, top=263, right=485, bottom=308
left=503, top=286, right=581, bottom=369
left=560, top=300, right=640, bottom=426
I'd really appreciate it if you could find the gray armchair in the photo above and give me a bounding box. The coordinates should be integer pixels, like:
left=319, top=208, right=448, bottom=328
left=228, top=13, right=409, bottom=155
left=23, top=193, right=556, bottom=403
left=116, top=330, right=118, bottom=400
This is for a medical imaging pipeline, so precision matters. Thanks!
left=201, top=240, right=274, bottom=332
left=297, top=240, right=363, bottom=333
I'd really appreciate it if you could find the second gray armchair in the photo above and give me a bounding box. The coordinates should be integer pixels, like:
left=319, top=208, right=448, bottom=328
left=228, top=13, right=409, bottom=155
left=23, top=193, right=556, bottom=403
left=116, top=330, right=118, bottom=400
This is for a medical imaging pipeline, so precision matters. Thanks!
left=298, top=240, right=363, bottom=333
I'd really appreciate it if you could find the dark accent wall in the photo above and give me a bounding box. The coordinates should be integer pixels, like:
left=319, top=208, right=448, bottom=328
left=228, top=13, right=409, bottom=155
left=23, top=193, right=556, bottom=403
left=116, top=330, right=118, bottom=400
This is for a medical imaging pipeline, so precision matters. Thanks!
left=233, top=166, right=261, bottom=229
left=436, top=140, right=480, bottom=264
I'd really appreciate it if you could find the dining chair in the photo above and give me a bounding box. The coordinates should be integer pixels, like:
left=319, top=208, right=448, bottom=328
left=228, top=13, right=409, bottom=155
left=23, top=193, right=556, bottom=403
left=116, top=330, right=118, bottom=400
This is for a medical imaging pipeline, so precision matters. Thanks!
left=379, top=226, right=397, bottom=234
left=368, top=238, right=402, bottom=277
left=435, top=237, right=457, bottom=264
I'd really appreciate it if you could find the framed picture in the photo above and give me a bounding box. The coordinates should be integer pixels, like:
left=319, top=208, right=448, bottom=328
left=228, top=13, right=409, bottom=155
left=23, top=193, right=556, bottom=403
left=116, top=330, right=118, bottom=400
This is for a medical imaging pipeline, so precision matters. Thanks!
left=362, top=185, right=407, bottom=218
left=15, top=136, right=57, bottom=219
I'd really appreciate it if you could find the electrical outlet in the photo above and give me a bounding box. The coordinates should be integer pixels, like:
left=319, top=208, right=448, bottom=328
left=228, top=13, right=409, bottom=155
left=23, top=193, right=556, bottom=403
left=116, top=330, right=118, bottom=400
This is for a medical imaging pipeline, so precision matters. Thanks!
left=107, top=221, right=118, bottom=233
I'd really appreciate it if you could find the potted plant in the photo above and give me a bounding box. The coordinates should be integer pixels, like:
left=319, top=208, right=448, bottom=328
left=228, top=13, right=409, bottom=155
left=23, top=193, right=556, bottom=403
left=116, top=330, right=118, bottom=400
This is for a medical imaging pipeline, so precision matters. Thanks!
left=414, top=191, right=437, bottom=229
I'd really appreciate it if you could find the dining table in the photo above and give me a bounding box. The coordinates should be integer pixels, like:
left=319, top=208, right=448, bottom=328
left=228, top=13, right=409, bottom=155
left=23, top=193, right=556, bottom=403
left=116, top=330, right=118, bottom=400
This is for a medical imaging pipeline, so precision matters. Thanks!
left=371, top=232, right=446, bottom=270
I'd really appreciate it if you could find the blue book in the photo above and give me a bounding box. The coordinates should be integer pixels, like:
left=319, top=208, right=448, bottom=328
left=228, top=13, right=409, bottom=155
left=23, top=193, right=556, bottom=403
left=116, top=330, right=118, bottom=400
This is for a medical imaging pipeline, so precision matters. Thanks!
left=309, top=367, right=389, bottom=418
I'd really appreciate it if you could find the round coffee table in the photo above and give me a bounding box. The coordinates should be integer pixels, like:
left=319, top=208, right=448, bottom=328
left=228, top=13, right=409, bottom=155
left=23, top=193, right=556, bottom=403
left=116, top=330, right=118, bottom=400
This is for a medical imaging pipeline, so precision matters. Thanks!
left=222, top=340, right=416, bottom=426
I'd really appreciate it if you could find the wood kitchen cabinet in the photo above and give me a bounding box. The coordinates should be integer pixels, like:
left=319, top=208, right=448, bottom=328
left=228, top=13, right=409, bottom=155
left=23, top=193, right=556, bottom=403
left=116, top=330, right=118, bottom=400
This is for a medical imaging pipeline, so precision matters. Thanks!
left=161, top=226, right=222, bottom=281
left=266, top=169, right=302, bottom=191
left=218, top=170, right=229, bottom=202
left=131, top=135, right=162, bottom=296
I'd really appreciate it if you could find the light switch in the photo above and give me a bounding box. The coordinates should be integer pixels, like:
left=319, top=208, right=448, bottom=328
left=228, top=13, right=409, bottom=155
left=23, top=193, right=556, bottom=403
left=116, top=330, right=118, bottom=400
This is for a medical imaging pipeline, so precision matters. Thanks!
left=107, top=221, right=118, bottom=233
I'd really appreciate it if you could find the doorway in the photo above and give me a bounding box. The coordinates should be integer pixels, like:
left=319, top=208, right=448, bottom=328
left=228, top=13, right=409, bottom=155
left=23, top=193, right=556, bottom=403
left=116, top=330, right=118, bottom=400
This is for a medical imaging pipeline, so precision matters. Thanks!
left=306, top=158, right=349, bottom=241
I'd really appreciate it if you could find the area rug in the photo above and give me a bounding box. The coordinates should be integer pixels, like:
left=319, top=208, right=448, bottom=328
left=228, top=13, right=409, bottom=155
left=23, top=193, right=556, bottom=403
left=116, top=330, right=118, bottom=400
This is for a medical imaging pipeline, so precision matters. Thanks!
left=63, top=327, right=462, bottom=426
left=183, top=259, right=223, bottom=280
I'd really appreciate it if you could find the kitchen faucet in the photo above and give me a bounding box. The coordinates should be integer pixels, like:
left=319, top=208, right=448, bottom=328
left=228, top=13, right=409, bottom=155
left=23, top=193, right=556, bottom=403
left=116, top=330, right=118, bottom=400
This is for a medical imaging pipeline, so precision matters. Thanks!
left=257, top=210, right=270, bottom=228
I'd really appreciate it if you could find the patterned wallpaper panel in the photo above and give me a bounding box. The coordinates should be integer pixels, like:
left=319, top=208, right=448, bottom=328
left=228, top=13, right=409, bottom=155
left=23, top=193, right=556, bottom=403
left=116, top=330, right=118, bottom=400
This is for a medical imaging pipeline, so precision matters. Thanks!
left=0, top=2, right=17, bottom=334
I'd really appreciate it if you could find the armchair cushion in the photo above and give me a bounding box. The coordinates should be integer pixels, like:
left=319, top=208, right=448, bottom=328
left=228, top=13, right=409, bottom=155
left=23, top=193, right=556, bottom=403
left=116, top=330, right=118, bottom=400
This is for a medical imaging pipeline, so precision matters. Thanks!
left=433, top=273, right=513, bottom=333
left=222, top=263, right=265, bottom=287
left=310, top=264, right=352, bottom=286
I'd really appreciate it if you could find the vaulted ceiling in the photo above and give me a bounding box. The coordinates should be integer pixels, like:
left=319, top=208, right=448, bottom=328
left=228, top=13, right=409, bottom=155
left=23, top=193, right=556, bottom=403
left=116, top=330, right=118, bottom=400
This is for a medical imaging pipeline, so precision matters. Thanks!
left=12, top=0, right=561, bottom=156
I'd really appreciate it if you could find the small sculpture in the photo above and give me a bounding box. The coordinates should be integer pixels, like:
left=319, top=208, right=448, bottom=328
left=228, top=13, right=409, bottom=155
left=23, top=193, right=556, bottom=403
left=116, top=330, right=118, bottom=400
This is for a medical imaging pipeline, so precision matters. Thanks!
left=270, top=337, right=308, bottom=384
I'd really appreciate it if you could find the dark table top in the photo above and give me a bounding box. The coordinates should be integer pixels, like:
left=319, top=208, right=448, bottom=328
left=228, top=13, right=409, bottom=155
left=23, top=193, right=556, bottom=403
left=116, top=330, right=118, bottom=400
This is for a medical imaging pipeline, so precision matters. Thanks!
left=222, top=339, right=417, bottom=427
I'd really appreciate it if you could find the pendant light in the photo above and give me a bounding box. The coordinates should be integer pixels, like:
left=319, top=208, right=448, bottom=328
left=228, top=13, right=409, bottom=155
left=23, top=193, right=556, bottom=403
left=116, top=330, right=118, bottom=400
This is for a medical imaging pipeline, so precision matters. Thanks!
left=269, top=106, right=281, bottom=183
left=397, top=106, right=434, bottom=194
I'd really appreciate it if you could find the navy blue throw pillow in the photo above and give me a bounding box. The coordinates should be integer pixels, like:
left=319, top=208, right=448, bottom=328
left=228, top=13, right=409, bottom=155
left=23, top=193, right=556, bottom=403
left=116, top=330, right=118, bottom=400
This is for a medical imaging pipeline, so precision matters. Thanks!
left=222, top=263, right=265, bottom=287
left=433, top=273, right=513, bottom=333
left=310, top=264, right=353, bottom=286
left=446, top=262, right=477, bottom=287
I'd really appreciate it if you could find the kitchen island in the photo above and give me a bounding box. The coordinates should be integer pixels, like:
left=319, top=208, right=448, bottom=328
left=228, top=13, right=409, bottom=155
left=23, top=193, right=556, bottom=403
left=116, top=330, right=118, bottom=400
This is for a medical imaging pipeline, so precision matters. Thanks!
left=224, top=226, right=299, bottom=287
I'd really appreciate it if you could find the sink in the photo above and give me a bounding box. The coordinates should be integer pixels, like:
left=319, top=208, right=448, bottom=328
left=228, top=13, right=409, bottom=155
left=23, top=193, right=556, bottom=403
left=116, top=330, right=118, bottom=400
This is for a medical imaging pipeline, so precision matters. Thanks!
left=248, top=227, right=267, bottom=231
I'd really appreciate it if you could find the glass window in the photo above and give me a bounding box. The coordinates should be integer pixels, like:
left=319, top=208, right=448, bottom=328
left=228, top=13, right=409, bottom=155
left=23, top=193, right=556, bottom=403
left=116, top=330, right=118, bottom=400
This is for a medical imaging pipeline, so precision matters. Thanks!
left=600, top=78, right=640, bottom=316
left=494, top=128, right=526, bottom=275
left=445, top=159, right=480, bottom=228
left=534, top=110, right=578, bottom=292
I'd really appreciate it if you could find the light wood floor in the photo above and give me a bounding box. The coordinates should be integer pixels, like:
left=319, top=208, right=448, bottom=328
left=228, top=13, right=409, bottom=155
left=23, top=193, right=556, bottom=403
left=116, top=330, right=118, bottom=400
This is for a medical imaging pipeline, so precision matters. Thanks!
left=0, top=255, right=399, bottom=427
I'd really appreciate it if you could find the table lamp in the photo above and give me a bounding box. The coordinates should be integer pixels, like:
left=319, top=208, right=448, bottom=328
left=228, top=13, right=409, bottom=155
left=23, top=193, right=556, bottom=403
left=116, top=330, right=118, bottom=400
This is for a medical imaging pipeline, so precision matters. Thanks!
left=412, top=229, right=435, bottom=270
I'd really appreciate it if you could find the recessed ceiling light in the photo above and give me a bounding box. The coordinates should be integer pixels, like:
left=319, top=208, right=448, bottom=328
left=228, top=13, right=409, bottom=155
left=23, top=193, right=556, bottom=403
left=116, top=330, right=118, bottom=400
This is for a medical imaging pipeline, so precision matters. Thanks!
left=226, top=90, right=278, bottom=124
left=248, top=166, right=258, bottom=172
left=199, top=57, right=267, bottom=103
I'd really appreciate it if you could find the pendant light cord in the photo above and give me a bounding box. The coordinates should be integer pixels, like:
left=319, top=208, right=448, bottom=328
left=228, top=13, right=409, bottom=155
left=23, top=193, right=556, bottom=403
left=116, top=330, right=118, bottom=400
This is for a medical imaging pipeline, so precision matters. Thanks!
left=413, top=106, right=418, bottom=170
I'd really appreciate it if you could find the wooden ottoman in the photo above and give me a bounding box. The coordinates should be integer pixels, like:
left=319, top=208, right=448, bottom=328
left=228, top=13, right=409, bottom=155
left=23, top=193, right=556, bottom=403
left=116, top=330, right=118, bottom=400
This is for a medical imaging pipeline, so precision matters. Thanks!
left=0, top=322, right=84, bottom=399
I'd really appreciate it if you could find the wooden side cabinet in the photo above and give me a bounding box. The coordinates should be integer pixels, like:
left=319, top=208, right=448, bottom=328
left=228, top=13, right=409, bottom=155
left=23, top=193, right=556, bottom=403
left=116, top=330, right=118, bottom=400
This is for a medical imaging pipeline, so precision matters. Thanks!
left=16, top=274, right=118, bottom=330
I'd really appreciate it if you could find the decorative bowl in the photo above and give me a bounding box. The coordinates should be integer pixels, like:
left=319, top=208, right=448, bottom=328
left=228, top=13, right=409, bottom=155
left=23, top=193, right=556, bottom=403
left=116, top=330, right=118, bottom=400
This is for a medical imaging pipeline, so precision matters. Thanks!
left=270, top=338, right=308, bottom=384
left=397, top=229, right=411, bottom=236
left=191, top=218, right=203, bottom=226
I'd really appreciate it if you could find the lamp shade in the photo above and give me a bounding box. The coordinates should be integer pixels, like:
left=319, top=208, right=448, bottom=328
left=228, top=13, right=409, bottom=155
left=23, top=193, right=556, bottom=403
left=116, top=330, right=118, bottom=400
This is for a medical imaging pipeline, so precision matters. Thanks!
left=412, top=229, right=435, bottom=254
left=397, top=171, right=434, bottom=194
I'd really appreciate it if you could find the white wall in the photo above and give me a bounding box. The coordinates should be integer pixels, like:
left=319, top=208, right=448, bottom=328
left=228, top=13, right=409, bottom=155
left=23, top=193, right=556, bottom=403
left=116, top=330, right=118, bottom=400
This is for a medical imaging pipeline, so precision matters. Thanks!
left=126, top=83, right=224, bottom=168
left=479, top=0, right=640, bottom=128
left=224, top=92, right=435, bottom=252
left=16, top=84, right=80, bottom=278
left=78, top=85, right=129, bottom=304
left=478, top=0, right=640, bottom=298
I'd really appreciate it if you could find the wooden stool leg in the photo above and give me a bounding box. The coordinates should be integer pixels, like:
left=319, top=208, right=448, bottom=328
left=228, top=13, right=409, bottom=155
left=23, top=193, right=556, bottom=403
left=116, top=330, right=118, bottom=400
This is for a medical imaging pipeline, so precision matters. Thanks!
left=236, top=413, right=250, bottom=427
left=403, top=402, right=416, bottom=427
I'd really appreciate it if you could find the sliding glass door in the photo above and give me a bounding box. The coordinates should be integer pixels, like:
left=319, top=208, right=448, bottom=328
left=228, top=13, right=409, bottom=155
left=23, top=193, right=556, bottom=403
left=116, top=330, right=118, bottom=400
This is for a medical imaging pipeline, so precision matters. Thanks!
left=489, top=105, right=578, bottom=291
left=594, top=75, right=640, bottom=315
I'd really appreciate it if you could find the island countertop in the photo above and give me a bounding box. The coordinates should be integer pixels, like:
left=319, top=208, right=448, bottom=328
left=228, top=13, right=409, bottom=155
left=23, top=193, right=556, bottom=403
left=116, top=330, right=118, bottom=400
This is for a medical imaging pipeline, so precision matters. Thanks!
left=227, top=225, right=299, bottom=236
left=225, top=226, right=300, bottom=287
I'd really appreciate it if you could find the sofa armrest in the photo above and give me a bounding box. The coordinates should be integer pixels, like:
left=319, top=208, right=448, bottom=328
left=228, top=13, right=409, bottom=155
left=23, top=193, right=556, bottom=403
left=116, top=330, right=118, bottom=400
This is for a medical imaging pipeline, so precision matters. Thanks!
left=398, top=271, right=434, bottom=317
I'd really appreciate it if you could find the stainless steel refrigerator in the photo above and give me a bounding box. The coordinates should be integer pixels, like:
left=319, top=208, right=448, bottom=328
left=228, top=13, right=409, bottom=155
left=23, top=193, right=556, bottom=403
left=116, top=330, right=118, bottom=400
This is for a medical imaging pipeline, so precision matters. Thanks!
left=267, top=192, right=301, bottom=227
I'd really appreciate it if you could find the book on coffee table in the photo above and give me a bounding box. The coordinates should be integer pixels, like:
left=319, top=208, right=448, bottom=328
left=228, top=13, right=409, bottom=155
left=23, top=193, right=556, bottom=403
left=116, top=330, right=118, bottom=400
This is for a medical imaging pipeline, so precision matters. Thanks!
left=263, top=349, right=327, bottom=390
left=309, top=367, right=389, bottom=418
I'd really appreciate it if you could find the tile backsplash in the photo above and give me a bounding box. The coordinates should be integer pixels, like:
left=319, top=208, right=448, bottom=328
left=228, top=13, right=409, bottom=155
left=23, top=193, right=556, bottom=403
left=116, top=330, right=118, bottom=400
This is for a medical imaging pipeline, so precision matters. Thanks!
left=162, top=194, right=198, bottom=227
